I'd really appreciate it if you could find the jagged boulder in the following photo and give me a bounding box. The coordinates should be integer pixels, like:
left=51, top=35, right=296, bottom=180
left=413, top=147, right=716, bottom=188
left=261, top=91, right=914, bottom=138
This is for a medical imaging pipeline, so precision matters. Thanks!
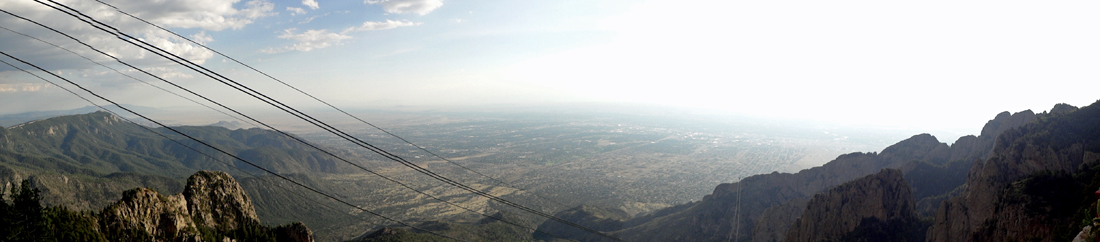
left=99, top=187, right=199, bottom=241
left=96, top=170, right=312, bottom=242
left=183, top=170, right=259, bottom=231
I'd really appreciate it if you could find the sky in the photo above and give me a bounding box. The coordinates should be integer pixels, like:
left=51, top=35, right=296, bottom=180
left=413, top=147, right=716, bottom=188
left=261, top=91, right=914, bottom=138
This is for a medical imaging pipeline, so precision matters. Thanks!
left=1, top=0, right=1098, bottom=137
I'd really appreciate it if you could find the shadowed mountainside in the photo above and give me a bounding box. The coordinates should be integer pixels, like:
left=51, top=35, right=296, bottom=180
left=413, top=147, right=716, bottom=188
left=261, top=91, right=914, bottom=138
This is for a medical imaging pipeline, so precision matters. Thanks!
left=928, top=103, right=1100, bottom=242
left=605, top=107, right=1041, bottom=242
left=785, top=169, right=924, bottom=242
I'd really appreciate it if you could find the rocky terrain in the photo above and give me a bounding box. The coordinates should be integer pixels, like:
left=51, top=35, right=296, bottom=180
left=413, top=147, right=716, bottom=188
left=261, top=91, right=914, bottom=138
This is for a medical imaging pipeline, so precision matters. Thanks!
left=0, top=170, right=313, bottom=241
left=785, top=169, right=919, bottom=242
left=98, top=170, right=313, bottom=241
left=5, top=101, right=1099, bottom=241
left=928, top=104, right=1100, bottom=242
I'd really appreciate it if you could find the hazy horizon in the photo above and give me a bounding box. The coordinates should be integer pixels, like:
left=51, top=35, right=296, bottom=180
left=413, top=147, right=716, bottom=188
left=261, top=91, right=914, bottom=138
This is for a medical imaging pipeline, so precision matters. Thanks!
left=2, top=0, right=1098, bottom=144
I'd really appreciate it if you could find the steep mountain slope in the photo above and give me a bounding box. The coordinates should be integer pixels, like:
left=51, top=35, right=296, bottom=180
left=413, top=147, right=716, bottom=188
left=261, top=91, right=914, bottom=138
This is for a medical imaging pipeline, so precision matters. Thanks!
left=928, top=102, right=1100, bottom=242
left=785, top=169, right=922, bottom=242
left=610, top=109, right=1039, bottom=242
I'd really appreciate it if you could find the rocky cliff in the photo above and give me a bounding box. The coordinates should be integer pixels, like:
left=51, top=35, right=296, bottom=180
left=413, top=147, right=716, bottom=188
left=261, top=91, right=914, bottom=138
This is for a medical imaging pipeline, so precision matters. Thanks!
left=183, top=170, right=259, bottom=231
left=611, top=108, right=1040, bottom=242
left=928, top=102, right=1100, bottom=242
left=98, top=170, right=313, bottom=242
left=784, top=169, right=917, bottom=242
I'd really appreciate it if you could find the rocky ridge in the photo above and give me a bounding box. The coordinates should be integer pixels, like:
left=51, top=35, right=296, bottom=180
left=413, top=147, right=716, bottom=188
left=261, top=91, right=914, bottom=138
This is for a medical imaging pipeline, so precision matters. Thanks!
left=97, top=170, right=312, bottom=242
left=610, top=108, right=1040, bottom=242
left=928, top=103, right=1100, bottom=242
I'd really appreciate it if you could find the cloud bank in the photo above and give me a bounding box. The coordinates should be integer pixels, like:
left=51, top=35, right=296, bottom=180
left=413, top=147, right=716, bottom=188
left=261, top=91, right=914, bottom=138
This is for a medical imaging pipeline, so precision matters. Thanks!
left=302, top=0, right=320, bottom=10
left=265, top=20, right=419, bottom=53
left=0, top=0, right=276, bottom=72
left=365, top=0, right=443, bottom=16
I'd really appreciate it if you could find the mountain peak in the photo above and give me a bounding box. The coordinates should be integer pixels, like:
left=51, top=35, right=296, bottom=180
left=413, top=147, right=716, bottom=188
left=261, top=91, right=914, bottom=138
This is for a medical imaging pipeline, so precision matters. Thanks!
left=97, top=171, right=308, bottom=241
left=878, top=133, right=949, bottom=165
left=1050, top=103, right=1078, bottom=115
left=6, top=111, right=125, bottom=132
left=183, top=170, right=259, bottom=231
left=980, top=110, right=1036, bottom=137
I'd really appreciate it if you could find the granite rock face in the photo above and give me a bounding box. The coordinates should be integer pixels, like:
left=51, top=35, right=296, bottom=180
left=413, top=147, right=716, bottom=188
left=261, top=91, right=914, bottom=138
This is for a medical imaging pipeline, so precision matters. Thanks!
left=752, top=197, right=808, bottom=242
left=784, top=169, right=915, bottom=242
left=99, top=187, right=199, bottom=241
left=183, top=170, right=259, bottom=231
left=98, top=170, right=313, bottom=242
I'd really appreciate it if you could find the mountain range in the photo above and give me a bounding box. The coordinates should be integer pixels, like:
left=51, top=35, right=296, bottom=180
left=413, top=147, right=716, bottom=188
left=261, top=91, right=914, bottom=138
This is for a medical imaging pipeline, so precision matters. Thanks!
left=2, top=100, right=1099, bottom=241
left=532, top=101, right=1100, bottom=242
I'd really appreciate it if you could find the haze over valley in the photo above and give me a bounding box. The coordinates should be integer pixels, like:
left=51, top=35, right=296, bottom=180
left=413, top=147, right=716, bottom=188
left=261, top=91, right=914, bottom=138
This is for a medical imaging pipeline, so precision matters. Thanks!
left=2, top=0, right=1099, bottom=241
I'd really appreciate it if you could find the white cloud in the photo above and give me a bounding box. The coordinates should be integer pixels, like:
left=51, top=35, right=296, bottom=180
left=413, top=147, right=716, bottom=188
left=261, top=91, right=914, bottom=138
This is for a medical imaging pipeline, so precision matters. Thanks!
left=117, top=0, right=278, bottom=31
left=364, top=0, right=443, bottom=15
left=299, top=13, right=330, bottom=24
left=264, top=19, right=417, bottom=53
left=287, top=7, right=306, bottom=16
left=302, top=0, right=320, bottom=10
left=340, top=20, right=419, bottom=34
left=239, top=0, right=277, bottom=19
left=262, top=28, right=352, bottom=53
left=139, top=67, right=194, bottom=79
left=190, top=31, right=214, bottom=45
left=0, top=83, right=51, bottom=92
left=0, top=0, right=277, bottom=75
left=136, top=31, right=216, bottom=64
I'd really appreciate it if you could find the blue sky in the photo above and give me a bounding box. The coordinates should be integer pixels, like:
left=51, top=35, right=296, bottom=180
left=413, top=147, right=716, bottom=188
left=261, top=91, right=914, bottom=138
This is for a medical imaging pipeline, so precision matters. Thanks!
left=1, top=0, right=1099, bottom=136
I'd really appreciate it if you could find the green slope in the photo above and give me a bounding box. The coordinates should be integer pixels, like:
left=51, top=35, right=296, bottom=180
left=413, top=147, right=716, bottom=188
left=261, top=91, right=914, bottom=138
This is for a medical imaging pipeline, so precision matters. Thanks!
left=0, top=111, right=351, bottom=211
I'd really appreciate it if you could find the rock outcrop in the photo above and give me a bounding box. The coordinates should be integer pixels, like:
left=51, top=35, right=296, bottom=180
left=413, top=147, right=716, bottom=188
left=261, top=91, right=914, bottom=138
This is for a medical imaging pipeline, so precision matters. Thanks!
left=98, top=170, right=313, bottom=242
left=784, top=169, right=916, bottom=242
left=100, top=187, right=199, bottom=241
left=752, top=197, right=808, bottom=242
left=183, top=170, right=259, bottom=231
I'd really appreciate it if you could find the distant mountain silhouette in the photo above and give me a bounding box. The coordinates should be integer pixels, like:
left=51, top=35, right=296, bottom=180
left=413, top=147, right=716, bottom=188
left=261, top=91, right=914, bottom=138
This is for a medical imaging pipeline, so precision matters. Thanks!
left=0, top=105, right=160, bottom=127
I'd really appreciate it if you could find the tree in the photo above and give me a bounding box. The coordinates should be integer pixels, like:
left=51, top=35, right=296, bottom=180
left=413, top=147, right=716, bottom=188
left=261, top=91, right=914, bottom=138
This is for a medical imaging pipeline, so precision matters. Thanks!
left=1, top=180, right=54, bottom=241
